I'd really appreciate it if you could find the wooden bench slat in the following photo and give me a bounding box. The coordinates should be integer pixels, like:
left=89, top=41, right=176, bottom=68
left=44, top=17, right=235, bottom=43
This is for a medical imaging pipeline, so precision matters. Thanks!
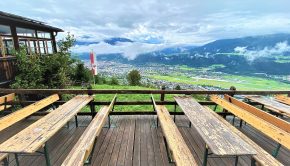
left=0, top=95, right=93, bottom=153
left=175, top=96, right=256, bottom=156
left=211, top=95, right=290, bottom=150
left=0, top=105, right=11, bottom=112
left=246, top=95, right=290, bottom=117
left=204, top=106, right=283, bottom=166
left=62, top=95, right=116, bottom=166
left=0, top=94, right=59, bottom=132
left=225, top=95, right=290, bottom=133
left=155, top=105, right=197, bottom=166
left=0, top=93, right=15, bottom=105
left=275, top=95, right=290, bottom=105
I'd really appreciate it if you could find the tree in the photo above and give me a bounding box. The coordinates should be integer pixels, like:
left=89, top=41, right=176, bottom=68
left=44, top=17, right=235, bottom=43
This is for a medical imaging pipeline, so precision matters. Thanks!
left=73, top=62, right=92, bottom=83
left=110, top=77, right=119, bottom=85
left=127, top=70, right=141, bottom=86
left=175, top=85, right=181, bottom=90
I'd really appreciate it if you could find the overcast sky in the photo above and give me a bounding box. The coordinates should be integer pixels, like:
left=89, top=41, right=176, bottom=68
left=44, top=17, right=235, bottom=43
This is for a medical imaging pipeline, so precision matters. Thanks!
left=1, top=0, right=290, bottom=58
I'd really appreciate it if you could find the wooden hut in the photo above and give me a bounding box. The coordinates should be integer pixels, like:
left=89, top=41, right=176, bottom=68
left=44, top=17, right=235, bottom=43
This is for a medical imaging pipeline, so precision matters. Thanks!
left=0, top=11, right=63, bottom=86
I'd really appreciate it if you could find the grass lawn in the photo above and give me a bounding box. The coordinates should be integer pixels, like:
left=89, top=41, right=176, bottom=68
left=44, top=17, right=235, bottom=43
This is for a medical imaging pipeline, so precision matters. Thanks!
left=148, top=74, right=290, bottom=90
left=71, top=84, right=206, bottom=112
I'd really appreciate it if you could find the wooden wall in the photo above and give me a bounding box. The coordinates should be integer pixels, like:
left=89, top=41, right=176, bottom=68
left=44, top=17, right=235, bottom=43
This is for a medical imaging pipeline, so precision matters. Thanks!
left=0, top=56, right=16, bottom=87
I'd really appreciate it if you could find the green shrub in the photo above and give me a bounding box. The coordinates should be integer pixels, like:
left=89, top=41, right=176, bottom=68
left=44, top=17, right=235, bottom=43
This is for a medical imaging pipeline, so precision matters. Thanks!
left=11, top=33, right=77, bottom=89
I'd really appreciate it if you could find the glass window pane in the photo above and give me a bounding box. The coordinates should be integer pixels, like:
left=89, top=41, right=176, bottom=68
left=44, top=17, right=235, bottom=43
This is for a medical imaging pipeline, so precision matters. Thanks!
left=16, top=27, right=36, bottom=37
left=37, top=31, right=51, bottom=39
left=0, top=25, right=11, bottom=35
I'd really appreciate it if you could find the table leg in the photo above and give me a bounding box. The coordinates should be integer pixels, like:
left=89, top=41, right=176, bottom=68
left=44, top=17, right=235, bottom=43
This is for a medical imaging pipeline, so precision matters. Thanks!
left=234, top=156, right=239, bottom=166
left=44, top=143, right=51, bottom=166
left=14, top=154, right=20, bottom=166
left=75, top=115, right=78, bottom=128
left=203, top=145, right=209, bottom=166
left=251, top=157, right=256, bottom=166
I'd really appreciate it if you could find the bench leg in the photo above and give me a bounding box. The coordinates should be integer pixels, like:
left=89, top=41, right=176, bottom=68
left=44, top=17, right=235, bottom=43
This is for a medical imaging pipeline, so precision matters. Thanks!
left=272, top=143, right=281, bottom=157
left=15, top=154, right=20, bottom=166
left=3, top=157, right=9, bottom=166
left=203, top=145, right=209, bottom=166
left=163, top=137, right=174, bottom=163
left=232, top=116, right=235, bottom=125
left=44, top=143, right=51, bottom=166
left=239, top=119, right=243, bottom=128
left=173, top=104, right=176, bottom=123
left=84, top=138, right=98, bottom=165
left=108, top=115, right=111, bottom=128
left=75, top=115, right=78, bottom=128
left=188, top=121, right=192, bottom=128
left=234, top=156, right=239, bottom=166
left=213, top=105, right=218, bottom=112
left=156, top=116, right=159, bottom=128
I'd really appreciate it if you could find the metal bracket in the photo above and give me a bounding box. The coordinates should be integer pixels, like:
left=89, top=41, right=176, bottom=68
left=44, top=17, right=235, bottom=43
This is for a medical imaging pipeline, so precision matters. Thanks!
left=272, top=143, right=281, bottom=157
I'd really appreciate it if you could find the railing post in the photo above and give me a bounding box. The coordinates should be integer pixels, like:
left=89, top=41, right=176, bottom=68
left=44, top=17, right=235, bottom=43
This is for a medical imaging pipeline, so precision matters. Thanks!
left=160, top=85, right=166, bottom=103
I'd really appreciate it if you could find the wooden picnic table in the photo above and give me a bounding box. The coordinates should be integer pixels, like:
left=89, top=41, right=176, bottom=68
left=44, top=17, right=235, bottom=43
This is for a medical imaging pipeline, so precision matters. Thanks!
left=245, top=95, right=290, bottom=117
left=0, top=95, right=93, bottom=166
left=175, top=96, right=256, bottom=166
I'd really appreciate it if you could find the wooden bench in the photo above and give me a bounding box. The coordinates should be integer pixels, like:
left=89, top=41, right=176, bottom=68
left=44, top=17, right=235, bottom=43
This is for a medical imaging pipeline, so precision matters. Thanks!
left=151, top=95, right=197, bottom=166
left=0, top=94, right=59, bottom=165
left=245, top=95, right=290, bottom=117
left=203, top=106, right=283, bottom=166
left=211, top=95, right=290, bottom=155
left=275, top=95, right=290, bottom=105
left=174, top=96, right=256, bottom=166
left=0, top=93, right=15, bottom=112
left=62, top=95, right=117, bottom=166
left=0, top=94, right=59, bottom=132
left=0, top=95, right=93, bottom=166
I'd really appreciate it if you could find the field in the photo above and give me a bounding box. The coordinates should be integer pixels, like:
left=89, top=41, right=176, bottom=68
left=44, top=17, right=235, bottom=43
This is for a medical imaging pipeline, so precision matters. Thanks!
left=148, top=73, right=290, bottom=90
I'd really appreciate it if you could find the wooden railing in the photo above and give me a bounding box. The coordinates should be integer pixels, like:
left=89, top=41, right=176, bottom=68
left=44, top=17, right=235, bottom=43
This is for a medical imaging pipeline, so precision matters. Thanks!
left=0, top=88, right=289, bottom=116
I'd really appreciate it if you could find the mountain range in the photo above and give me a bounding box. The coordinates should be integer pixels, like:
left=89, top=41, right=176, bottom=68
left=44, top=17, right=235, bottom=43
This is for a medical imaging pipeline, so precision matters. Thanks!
left=73, top=33, right=290, bottom=75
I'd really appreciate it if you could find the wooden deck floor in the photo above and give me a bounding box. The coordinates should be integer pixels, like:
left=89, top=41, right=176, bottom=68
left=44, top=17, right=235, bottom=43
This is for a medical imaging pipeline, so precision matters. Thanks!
left=0, top=115, right=289, bottom=166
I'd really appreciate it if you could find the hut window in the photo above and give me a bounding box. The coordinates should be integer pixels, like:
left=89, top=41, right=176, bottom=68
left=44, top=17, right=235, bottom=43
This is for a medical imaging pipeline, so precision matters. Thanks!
left=0, top=25, right=11, bottom=35
left=37, top=31, right=51, bottom=39
left=16, top=27, right=36, bottom=37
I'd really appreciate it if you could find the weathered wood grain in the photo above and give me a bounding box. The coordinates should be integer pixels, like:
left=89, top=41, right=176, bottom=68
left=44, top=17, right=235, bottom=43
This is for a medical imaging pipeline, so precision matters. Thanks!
left=275, top=95, right=290, bottom=106
left=246, top=95, right=290, bottom=117
left=0, top=94, right=59, bottom=132
left=211, top=95, right=290, bottom=150
left=224, top=95, right=290, bottom=133
left=62, top=95, right=116, bottom=166
left=175, top=96, right=256, bottom=156
left=0, top=95, right=93, bottom=153
left=151, top=95, right=197, bottom=166
left=204, top=106, right=283, bottom=166
left=155, top=105, right=198, bottom=166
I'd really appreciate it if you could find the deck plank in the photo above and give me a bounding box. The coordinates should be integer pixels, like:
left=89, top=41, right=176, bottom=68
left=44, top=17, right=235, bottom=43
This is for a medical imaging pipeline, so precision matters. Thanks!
left=0, top=115, right=289, bottom=166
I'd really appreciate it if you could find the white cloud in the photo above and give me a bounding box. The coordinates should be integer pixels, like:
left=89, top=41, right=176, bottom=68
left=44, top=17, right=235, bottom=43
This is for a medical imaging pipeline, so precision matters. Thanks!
left=234, top=41, right=290, bottom=61
left=2, top=0, right=290, bottom=57
left=72, top=41, right=172, bottom=60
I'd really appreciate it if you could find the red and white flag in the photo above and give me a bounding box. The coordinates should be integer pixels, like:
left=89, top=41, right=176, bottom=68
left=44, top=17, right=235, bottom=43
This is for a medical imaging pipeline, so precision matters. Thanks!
left=90, top=51, right=97, bottom=75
